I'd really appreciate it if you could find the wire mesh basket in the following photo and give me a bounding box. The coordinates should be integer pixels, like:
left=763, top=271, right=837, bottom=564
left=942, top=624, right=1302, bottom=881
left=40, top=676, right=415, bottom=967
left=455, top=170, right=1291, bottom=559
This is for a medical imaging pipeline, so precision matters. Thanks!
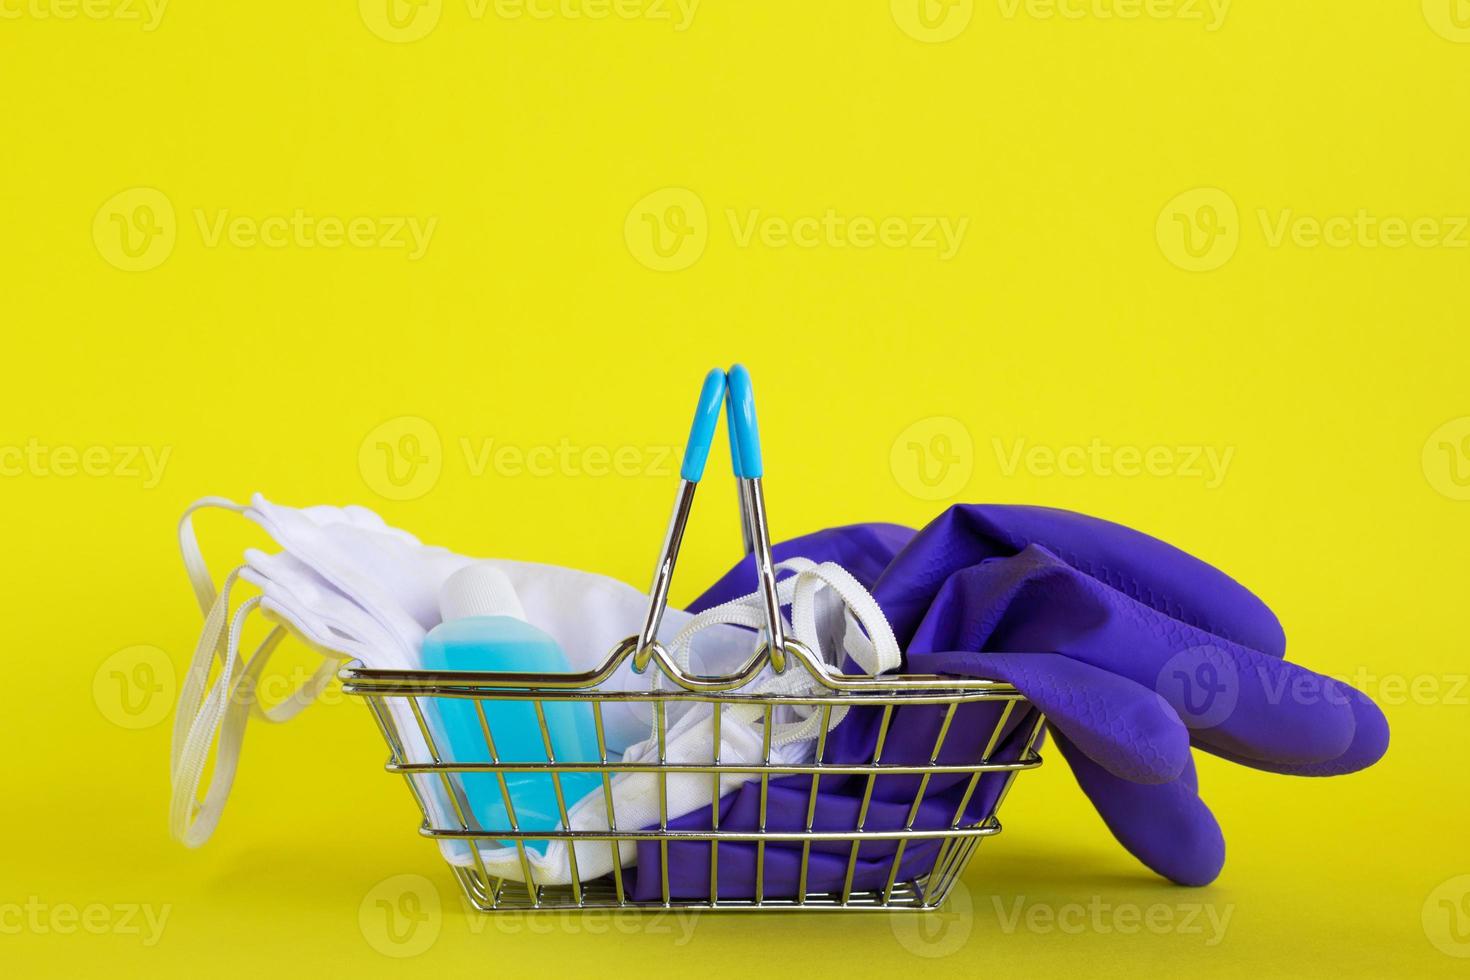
left=341, top=367, right=1044, bottom=912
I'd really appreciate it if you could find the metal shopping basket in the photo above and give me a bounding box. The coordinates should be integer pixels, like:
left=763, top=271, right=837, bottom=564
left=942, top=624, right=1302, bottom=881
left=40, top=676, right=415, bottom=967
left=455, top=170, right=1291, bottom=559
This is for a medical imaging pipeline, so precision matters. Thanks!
left=341, top=367, right=1044, bottom=912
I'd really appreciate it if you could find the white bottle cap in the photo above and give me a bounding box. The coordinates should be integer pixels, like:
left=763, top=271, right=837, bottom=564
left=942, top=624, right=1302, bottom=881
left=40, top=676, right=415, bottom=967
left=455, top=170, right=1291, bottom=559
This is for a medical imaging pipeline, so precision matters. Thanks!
left=439, top=563, right=527, bottom=622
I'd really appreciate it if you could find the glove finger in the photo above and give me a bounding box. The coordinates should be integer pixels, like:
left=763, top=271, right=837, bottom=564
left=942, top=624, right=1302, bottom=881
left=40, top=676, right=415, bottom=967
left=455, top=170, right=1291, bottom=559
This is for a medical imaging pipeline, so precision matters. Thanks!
left=1154, top=642, right=1357, bottom=766
left=1053, top=728, right=1225, bottom=887
left=1204, top=682, right=1389, bottom=776
left=948, top=551, right=1358, bottom=767
left=910, top=651, right=1189, bottom=784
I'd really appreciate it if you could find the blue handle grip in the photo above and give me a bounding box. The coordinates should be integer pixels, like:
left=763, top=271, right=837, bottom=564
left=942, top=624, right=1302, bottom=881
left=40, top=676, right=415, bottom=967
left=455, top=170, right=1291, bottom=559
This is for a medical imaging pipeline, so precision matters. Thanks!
left=680, top=368, right=727, bottom=482
left=724, top=387, right=742, bottom=477
left=726, top=363, right=763, bottom=479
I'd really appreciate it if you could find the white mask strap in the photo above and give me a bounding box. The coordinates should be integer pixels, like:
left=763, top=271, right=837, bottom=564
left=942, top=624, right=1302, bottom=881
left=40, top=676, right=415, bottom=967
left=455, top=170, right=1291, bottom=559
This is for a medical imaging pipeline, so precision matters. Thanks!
left=178, top=496, right=249, bottom=613
left=170, top=502, right=346, bottom=846
left=664, top=559, right=900, bottom=747
left=170, top=578, right=260, bottom=846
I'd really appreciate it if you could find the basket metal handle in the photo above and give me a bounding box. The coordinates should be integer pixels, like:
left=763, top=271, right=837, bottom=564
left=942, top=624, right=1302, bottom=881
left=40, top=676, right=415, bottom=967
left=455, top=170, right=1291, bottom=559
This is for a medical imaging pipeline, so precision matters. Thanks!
left=632, top=365, right=789, bottom=673
left=725, top=364, right=788, bottom=670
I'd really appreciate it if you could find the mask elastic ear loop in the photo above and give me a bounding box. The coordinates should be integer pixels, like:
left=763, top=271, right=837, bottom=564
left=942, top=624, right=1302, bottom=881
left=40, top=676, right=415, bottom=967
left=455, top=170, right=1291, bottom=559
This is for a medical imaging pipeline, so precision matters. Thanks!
left=178, top=497, right=249, bottom=613
left=178, top=498, right=338, bottom=725
left=171, top=593, right=260, bottom=845
left=171, top=567, right=243, bottom=777
left=171, top=508, right=344, bottom=846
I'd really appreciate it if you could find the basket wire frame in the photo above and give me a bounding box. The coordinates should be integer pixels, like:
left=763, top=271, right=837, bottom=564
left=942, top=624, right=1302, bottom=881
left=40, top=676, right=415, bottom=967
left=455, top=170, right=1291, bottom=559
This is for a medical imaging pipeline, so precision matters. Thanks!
left=342, top=646, right=1044, bottom=913
left=340, top=369, right=1044, bottom=912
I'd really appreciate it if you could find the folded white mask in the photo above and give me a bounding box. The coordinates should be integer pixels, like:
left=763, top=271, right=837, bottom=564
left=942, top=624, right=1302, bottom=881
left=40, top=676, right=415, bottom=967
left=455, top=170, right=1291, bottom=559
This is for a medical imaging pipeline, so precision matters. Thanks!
left=169, top=494, right=900, bottom=873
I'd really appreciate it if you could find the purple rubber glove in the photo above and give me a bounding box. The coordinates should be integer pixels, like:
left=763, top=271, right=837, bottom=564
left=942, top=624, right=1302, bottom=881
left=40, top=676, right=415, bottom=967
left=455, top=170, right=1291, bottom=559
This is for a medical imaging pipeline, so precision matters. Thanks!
left=681, top=504, right=1388, bottom=889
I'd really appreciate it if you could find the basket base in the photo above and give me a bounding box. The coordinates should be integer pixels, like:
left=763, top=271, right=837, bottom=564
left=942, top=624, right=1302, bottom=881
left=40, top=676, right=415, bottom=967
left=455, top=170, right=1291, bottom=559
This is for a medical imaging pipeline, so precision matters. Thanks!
left=449, top=836, right=983, bottom=913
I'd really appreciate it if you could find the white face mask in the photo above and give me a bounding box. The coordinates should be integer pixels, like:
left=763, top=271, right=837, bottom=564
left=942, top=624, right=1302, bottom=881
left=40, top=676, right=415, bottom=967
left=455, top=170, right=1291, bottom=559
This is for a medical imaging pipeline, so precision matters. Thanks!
left=169, top=494, right=899, bottom=876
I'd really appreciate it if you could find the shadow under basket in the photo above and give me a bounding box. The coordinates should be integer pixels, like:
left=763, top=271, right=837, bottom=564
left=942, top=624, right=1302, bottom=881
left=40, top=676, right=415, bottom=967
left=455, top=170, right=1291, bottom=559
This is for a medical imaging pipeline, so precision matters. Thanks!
left=340, top=638, right=1044, bottom=913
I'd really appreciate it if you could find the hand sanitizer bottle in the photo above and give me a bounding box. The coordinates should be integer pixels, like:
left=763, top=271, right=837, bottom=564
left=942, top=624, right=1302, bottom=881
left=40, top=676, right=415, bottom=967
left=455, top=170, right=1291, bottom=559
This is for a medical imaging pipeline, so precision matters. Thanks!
left=420, top=563, right=602, bottom=853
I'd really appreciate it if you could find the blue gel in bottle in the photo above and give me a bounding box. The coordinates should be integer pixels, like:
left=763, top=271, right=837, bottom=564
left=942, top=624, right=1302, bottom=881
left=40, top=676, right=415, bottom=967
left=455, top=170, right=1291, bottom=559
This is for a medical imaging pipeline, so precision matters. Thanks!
left=420, top=564, right=602, bottom=854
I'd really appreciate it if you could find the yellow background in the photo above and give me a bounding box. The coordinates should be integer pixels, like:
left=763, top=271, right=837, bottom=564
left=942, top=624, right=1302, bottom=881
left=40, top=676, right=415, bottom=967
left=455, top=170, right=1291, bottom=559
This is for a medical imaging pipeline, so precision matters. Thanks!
left=3, top=0, right=1467, bottom=975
